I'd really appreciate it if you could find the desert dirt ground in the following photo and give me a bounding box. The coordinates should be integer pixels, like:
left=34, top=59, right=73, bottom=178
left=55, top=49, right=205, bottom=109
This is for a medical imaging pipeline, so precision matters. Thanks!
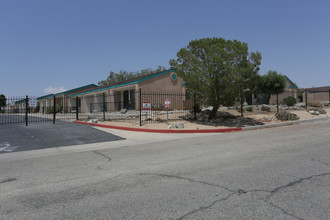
left=95, top=106, right=330, bottom=130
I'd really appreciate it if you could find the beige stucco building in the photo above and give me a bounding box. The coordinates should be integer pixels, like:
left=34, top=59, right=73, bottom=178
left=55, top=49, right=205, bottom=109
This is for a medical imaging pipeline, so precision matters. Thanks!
left=37, top=84, right=98, bottom=113
left=251, top=76, right=298, bottom=105
left=268, top=76, right=298, bottom=105
left=69, top=70, right=186, bottom=113
left=303, top=86, right=330, bottom=104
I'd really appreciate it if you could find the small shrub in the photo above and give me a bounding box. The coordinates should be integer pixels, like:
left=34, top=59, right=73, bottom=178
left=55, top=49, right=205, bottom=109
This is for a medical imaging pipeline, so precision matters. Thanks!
left=46, top=105, right=62, bottom=114
left=275, top=111, right=299, bottom=121
left=245, top=106, right=253, bottom=112
left=282, top=96, right=297, bottom=106
left=261, top=105, right=271, bottom=112
left=319, top=109, right=327, bottom=114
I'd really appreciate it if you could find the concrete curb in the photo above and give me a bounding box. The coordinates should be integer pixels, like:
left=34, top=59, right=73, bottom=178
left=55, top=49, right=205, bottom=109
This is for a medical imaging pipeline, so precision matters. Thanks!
left=75, top=117, right=329, bottom=133
left=74, top=121, right=242, bottom=133
left=242, top=117, right=330, bottom=131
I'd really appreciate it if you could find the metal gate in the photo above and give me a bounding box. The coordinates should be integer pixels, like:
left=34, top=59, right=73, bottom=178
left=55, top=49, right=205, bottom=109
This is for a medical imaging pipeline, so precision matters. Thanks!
left=0, top=96, right=78, bottom=127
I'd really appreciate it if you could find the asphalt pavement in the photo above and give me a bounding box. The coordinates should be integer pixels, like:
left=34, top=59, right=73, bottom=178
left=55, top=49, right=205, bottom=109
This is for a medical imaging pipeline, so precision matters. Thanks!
left=0, top=121, right=124, bottom=153
left=1, top=120, right=330, bottom=219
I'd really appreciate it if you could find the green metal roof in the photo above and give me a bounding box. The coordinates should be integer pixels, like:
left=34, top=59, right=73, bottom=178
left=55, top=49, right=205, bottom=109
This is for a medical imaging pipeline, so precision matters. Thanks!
left=37, top=94, right=54, bottom=100
left=285, top=75, right=298, bottom=89
left=36, top=84, right=98, bottom=100
left=69, top=70, right=175, bottom=97
left=15, top=99, right=27, bottom=105
left=55, top=84, right=98, bottom=97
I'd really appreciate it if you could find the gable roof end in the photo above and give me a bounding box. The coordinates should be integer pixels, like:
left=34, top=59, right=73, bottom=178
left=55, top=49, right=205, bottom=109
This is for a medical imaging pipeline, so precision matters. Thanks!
left=285, top=76, right=298, bottom=89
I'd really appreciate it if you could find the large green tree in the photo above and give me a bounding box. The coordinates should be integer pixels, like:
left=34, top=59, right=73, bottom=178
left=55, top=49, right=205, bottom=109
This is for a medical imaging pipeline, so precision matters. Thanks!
left=98, top=66, right=167, bottom=86
left=257, top=70, right=287, bottom=112
left=0, top=94, right=6, bottom=111
left=170, top=37, right=261, bottom=119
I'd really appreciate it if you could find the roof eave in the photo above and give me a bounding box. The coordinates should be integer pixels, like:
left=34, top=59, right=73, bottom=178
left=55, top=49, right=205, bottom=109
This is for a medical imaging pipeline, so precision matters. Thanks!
left=69, top=69, right=175, bottom=97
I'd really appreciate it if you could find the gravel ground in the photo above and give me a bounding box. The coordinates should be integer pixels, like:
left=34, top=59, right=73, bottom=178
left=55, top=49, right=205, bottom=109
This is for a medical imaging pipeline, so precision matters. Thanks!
left=96, top=107, right=330, bottom=130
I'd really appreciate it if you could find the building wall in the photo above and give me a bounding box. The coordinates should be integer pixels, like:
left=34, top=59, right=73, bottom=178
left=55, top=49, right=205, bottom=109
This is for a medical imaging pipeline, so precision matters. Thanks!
left=77, top=73, right=186, bottom=112
left=37, top=85, right=97, bottom=113
left=269, top=88, right=297, bottom=105
left=79, top=85, right=137, bottom=113
left=39, top=72, right=187, bottom=113
left=137, top=72, right=185, bottom=93
left=135, top=72, right=186, bottom=110
left=303, top=91, right=330, bottom=104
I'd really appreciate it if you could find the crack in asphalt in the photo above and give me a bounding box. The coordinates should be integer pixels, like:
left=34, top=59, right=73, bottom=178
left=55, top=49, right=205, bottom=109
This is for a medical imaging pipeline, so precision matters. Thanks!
left=0, top=178, right=17, bottom=184
left=93, top=151, right=111, bottom=162
left=141, top=171, right=330, bottom=220
left=247, top=171, right=330, bottom=220
left=60, top=174, right=121, bottom=193
left=139, top=173, right=236, bottom=193
left=259, top=171, right=330, bottom=220
left=93, top=151, right=112, bottom=170
left=262, top=199, right=305, bottom=220
left=312, top=158, right=330, bottom=167
left=24, top=174, right=121, bottom=209
left=96, top=165, right=112, bottom=171
left=176, top=192, right=236, bottom=220
left=266, top=171, right=330, bottom=200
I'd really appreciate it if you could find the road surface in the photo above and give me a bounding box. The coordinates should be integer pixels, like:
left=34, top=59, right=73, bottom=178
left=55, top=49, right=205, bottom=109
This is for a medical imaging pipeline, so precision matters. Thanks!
left=1, top=120, right=330, bottom=219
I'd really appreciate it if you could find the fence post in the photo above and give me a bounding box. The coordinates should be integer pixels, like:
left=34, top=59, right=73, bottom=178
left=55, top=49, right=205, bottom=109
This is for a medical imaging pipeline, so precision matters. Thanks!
left=193, top=93, right=196, bottom=120
left=139, top=88, right=142, bottom=126
left=328, top=89, right=330, bottom=104
left=25, top=95, right=28, bottom=126
left=76, top=97, right=79, bottom=121
left=103, top=92, right=106, bottom=121
left=53, top=95, right=56, bottom=124
left=305, top=89, right=308, bottom=109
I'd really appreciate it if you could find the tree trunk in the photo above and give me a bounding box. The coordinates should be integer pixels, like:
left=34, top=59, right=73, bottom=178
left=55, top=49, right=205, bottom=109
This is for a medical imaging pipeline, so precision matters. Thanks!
left=240, top=92, right=244, bottom=118
left=276, top=93, right=279, bottom=113
left=209, top=104, right=219, bottom=120
left=266, top=95, right=271, bottom=105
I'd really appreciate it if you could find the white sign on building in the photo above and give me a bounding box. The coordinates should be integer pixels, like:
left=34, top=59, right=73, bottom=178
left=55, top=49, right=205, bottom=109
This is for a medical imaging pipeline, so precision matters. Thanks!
left=29, top=98, right=37, bottom=107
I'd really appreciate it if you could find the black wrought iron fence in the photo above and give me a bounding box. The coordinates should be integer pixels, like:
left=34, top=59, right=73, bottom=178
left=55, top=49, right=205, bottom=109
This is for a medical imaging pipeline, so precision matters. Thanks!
left=3, top=88, right=325, bottom=127
left=70, top=90, right=193, bottom=125
left=0, top=91, right=195, bottom=126
left=1, top=96, right=52, bottom=126
left=139, top=91, right=193, bottom=125
left=0, top=96, right=80, bottom=127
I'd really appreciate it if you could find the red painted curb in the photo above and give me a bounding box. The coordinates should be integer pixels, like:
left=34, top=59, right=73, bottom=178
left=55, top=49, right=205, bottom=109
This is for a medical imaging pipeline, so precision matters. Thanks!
left=74, top=121, right=242, bottom=133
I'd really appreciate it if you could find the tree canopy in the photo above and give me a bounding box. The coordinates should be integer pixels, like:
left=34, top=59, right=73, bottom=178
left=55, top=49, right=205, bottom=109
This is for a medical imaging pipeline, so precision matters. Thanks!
left=170, top=37, right=261, bottom=119
left=98, top=66, right=167, bottom=86
left=257, top=70, right=287, bottom=103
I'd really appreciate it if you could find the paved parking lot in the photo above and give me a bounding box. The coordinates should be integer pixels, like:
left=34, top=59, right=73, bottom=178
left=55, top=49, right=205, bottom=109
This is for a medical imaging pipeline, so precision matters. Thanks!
left=0, top=122, right=125, bottom=153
